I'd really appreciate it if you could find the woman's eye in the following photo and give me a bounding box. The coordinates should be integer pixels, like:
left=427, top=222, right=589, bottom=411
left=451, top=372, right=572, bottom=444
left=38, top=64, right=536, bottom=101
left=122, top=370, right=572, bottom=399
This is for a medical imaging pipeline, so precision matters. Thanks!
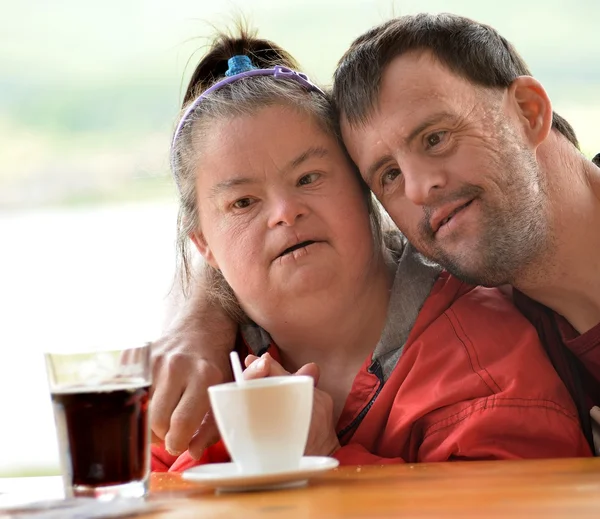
left=381, top=168, right=401, bottom=187
left=298, top=172, right=320, bottom=186
left=425, top=131, right=447, bottom=149
left=232, top=198, right=255, bottom=209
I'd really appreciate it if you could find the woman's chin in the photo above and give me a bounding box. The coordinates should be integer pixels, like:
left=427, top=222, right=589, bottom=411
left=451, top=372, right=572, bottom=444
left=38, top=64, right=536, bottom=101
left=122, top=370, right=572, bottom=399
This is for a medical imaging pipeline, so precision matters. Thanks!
left=239, top=269, right=337, bottom=313
left=278, top=266, right=337, bottom=294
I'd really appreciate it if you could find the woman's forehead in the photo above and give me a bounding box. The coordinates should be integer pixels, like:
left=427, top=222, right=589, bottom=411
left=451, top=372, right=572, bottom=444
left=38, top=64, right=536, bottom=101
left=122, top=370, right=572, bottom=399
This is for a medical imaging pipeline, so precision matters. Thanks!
left=198, top=106, right=340, bottom=169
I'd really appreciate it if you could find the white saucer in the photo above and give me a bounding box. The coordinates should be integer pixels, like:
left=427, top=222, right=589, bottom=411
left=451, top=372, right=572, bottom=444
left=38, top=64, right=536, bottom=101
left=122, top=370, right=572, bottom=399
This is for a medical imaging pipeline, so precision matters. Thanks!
left=182, top=456, right=339, bottom=492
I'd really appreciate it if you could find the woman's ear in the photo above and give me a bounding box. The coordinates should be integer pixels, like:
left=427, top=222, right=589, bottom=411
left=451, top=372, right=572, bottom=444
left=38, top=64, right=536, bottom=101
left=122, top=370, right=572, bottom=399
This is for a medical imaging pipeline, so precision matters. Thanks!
left=190, top=231, right=219, bottom=269
left=508, top=76, right=553, bottom=148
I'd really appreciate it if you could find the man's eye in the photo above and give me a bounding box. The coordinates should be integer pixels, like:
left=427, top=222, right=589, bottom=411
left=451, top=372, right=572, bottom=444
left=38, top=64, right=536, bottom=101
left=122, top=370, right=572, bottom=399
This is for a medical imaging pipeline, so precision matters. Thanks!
left=425, top=131, right=447, bottom=149
left=298, top=172, right=320, bottom=186
left=232, top=198, right=255, bottom=209
left=381, top=168, right=401, bottom=187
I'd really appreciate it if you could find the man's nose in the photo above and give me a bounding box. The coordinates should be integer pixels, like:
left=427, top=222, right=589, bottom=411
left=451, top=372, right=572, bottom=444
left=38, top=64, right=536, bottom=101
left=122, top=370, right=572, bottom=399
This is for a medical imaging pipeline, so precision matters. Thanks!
left=402, top=163, right=448, bottom=206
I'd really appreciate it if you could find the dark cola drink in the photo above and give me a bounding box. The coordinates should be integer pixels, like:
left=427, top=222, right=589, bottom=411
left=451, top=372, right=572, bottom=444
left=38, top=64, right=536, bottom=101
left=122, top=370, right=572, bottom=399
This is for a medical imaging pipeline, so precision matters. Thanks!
left=51, top=382, right=150, bottom=492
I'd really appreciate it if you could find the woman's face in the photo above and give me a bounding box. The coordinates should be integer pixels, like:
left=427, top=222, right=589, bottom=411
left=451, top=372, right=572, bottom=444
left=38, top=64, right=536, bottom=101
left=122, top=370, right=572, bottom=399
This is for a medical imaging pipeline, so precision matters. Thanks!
left=192, top=104, right=376, bottom=325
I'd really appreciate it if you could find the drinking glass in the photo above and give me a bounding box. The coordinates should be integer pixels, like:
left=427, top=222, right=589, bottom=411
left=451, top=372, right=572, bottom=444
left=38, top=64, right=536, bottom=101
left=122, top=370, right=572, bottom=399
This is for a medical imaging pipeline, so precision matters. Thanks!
left=45, top=344, right=151, bottom=499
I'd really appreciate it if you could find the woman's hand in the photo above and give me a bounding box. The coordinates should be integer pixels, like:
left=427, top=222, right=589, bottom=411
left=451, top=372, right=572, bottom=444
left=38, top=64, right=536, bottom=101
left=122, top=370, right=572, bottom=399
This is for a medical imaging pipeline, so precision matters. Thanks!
left=244, top=353, right=341, bottom=457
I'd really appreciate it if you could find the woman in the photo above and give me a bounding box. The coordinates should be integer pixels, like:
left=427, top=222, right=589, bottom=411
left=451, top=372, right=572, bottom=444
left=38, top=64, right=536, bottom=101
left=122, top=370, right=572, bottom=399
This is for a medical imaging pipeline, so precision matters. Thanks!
left=152, top=30, right=590, bottom=472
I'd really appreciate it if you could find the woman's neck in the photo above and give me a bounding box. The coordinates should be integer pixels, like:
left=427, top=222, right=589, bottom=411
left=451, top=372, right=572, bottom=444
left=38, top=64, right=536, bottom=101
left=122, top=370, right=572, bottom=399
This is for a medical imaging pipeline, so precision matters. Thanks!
left=266, top=252, right=394, bottom=372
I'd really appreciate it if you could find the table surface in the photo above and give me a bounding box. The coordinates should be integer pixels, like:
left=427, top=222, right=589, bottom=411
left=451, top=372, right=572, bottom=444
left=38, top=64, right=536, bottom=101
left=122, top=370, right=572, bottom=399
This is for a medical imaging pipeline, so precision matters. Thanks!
left=2, top=457, right=600, bottom=518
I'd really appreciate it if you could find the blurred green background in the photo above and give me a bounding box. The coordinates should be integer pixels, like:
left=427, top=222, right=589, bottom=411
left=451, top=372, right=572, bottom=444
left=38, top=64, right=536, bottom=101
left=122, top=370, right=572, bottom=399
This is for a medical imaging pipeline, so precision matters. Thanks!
left=1, top=0, right=598, bottom=210
left=0, top=0, right=598, bottom=478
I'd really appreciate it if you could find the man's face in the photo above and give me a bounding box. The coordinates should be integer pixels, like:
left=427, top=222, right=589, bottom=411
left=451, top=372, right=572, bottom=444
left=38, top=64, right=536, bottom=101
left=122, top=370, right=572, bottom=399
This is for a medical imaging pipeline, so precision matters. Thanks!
left=341, top=51, right=551, bottom=286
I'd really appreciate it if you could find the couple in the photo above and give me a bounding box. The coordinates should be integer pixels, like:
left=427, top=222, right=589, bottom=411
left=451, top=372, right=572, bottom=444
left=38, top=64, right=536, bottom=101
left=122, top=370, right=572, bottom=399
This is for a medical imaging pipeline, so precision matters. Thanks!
left=152, top=13, right=600, bottom=471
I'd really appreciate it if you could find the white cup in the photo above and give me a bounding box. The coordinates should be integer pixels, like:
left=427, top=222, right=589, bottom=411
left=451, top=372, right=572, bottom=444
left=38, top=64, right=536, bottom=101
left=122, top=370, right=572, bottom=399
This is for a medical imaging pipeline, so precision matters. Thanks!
left=208, top=376, right=313, bottom=474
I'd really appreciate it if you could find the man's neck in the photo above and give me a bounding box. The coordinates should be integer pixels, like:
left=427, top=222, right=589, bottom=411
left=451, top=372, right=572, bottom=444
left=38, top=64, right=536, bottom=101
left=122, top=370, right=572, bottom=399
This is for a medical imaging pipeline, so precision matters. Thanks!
left=516, top=150, right=600, bottom=334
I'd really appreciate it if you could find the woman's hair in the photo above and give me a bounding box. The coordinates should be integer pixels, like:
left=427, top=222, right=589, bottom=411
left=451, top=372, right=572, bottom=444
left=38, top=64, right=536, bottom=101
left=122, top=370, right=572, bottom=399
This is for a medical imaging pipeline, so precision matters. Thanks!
left=172, top=27, right=385, bottom=322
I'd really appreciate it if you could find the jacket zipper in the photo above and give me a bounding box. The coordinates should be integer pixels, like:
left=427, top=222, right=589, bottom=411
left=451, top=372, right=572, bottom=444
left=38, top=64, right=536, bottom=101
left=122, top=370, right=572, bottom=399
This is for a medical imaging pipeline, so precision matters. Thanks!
left=337, top=359, right=385, bottom=441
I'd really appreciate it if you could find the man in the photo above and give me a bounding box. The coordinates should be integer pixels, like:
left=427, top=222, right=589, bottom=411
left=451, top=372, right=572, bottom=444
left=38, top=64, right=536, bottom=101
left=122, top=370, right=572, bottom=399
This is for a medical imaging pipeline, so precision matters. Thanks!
left=152, top=13, right=600, bottom=458
left=333, top=13, right=600, bottom=448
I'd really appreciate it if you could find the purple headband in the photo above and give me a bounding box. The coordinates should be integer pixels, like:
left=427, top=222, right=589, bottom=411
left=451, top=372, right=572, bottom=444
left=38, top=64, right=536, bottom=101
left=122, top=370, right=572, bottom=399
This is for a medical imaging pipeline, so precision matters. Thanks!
left=170, top=59, right=326, bottom=188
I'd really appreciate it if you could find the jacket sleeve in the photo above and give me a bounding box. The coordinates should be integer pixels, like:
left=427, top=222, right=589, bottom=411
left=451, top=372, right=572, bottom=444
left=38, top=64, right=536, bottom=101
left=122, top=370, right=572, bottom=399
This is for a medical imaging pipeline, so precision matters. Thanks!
left=151, top=440, right=231, bottom=473
left=334, top=444, right=406, bottom=465
left=418, top=396, right=591, bottom=461
left=337, top=398, right=591, bottom=465
left=151, top=442, right=179, bottom=472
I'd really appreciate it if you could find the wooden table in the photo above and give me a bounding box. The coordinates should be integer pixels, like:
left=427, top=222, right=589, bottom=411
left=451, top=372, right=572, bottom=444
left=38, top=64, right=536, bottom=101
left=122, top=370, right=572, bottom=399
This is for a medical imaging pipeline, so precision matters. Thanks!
left=149, top=457, right=600, bottom=518
left=2, top=458, right=600, bottom=518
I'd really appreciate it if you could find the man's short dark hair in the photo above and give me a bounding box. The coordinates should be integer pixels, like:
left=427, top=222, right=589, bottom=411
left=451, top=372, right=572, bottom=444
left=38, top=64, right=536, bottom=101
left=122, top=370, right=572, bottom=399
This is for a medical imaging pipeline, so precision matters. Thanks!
left=333, top=13, right=579, bottom=149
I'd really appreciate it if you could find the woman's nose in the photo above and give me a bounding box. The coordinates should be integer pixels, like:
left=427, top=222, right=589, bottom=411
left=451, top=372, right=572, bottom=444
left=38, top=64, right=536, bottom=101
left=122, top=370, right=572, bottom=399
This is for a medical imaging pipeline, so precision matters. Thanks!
left=267, top=194, right=308, bottom=228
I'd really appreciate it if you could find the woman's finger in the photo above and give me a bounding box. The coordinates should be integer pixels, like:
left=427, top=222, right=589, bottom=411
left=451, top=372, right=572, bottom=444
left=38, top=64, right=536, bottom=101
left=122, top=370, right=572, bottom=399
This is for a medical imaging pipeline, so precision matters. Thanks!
left=296, top=362, right=320, bottom=385
left=244, top=354, right=259, bottom=368
left=259, top=353, right=290, bottom=376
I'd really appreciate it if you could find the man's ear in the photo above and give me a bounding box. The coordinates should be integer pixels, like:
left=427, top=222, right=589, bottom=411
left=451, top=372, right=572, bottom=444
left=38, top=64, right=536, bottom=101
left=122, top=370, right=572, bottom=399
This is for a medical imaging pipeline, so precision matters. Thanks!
left=190, top=231, right=219, bottom=269
left=508, top=76, right=553, bottom=148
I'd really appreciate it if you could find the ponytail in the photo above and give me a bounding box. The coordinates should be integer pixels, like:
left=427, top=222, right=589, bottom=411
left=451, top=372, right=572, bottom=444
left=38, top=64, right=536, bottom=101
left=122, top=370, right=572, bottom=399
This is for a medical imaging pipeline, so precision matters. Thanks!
left=183, top=26, right=300, bottom=106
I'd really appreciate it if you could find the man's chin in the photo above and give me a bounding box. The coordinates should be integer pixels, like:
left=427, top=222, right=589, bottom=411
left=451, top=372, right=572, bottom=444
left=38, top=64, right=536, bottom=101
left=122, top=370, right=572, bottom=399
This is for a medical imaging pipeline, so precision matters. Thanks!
left=444, top=261, right=507, bottom=287
left=433, top=249, right=508, bottom=287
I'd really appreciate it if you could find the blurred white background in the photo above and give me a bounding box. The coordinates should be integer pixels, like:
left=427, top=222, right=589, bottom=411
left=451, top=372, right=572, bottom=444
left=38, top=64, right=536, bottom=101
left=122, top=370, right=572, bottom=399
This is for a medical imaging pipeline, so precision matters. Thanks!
left=1, top=0, right=598, bottom=476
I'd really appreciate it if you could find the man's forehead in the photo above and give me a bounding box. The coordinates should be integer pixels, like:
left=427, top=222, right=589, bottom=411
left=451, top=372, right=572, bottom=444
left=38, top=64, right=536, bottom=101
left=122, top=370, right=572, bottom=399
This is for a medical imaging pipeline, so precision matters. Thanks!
left=341, top=53, right=479, bottom=151
left=380, top=51, right=470, bottom=105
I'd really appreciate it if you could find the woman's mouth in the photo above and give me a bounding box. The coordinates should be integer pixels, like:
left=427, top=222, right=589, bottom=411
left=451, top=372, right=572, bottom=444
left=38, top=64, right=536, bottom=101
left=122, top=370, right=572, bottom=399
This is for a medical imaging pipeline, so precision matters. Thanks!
left=277, top=240, right=317, bottom=259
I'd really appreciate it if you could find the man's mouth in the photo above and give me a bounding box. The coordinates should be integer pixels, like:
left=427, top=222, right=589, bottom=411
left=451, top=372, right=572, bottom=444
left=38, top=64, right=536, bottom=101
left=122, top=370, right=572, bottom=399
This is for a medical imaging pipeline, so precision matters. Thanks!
left=440, top=201, right=473, bottom=226
left=435, top=200, right=475, bottom=233
left=277, top=240, right=317, bottom=259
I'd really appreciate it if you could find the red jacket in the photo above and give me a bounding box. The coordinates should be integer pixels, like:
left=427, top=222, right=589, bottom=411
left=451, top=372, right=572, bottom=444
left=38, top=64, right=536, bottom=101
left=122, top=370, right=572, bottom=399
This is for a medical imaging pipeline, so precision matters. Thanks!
left=153, top=273, right=591, bottom=472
